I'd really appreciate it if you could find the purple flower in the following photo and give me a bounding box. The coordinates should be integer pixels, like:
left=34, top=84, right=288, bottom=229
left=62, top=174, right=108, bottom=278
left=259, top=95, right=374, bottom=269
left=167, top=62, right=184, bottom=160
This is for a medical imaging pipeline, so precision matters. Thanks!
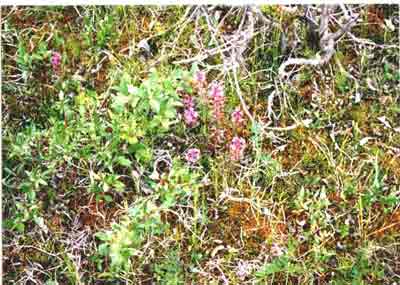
left=229, top=136, right=246, bottom=161
left=208, top=82, right=225, bottom=123
left=195, top=70, right=206, bottom=85
left=51, top=52, right=61, bottom=70
left=184, top=107, right=199, bottom=127
left=185, top=148, right=201, bottom=163
left=231, top=106, right=245, bottom=127
left=182, top=95, right=199, bottom=127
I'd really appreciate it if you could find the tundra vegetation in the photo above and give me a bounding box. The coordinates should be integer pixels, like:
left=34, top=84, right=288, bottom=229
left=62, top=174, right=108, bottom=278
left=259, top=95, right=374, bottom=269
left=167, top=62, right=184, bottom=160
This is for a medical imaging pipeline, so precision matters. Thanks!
left=2, top=5, right=400, bottom=284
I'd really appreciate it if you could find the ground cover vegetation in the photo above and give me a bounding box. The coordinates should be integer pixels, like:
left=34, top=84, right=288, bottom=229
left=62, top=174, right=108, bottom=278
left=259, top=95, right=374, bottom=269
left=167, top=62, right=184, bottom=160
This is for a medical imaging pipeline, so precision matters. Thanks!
left=2, top=5, right=400, bottom=284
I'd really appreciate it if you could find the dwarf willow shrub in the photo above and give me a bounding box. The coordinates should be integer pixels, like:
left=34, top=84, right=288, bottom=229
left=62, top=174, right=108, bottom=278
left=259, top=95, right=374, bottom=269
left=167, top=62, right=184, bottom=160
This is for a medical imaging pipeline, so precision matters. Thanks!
left=109, top=68, right=192, bottom=163
left=96, top=199, right=166, bottom=273
left=4, top=67, right=196, bottom=232
left=96, top=159, right=201, bottom=274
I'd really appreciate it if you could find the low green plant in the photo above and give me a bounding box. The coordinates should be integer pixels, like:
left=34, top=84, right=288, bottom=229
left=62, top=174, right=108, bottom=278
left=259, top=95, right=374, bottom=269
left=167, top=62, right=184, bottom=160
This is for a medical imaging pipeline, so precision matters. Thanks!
left=109, top=68, right=187, bottom=163
left=96, top=199, right=166, bottom=273
left=4, top=67, right=196, bottom=231
left=4, top=124, right=54, bottom=232
left=96, top=159, right=201, bottom=275
left=154, top=250, right=185, bottom=285
left=362, top=158, right=399, bottom=213
left=16, top=39, right=50, bottom=80
left=255, top=255, right=303, bottom=281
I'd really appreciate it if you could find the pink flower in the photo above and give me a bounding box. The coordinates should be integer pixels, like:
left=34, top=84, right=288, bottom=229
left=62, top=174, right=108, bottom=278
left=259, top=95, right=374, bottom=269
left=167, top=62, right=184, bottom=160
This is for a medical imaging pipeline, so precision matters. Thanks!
left=208, top=82, right=225, bottom=123
left=229, top=136, right=246, bottom=161
left=182, top=95, right=199, bottom=127
left=183, top=95, right=194, bottom=109
left=184, top=107, right=199, bottom=127
left=231, top=106, right=245, bottom=127
left=195, top=70, right=206, bottom=85
left=51, top=52, right=61, bottom=69
left=185, top=148, right=201, bottom=163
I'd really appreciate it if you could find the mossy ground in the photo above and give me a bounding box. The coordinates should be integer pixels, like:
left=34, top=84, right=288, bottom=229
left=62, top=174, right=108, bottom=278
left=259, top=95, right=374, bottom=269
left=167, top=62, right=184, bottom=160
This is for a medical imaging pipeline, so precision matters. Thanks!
left=2, top=5, right=400, bottom=284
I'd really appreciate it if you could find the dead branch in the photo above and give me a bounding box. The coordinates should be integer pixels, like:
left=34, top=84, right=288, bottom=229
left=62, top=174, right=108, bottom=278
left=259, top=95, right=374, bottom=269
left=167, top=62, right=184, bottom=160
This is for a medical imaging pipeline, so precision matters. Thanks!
left=232, top=68, right=255, bottom=125
left=278, top=5, right=359, bottom=79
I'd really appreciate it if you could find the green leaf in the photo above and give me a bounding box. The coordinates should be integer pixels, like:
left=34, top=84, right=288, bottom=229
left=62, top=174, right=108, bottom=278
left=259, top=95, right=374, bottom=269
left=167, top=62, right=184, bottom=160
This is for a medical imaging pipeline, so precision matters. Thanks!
left=116, top=156, right=132, bottom=167
left=127, top=85, right=139, bottom=95
left=103, top=195, right=113, bottom=203
left=27, top=190, right=36, bottom=202
left=95, top=232, right=111, bottom=242
left=131, top=96, right=141, bottom=108
left=14, top=222, right=25, bottom=233
left=45, top=280, right=59, bottom=285
left=256, top=255, right=302, bottom=279
left=113, top=180, right=125, bottom=192
left=163, top=103, right=177, bottom=118
left=34, top=216, right=46, bottom=229
left=112, top=94, right=130, bottom=112
left=98, top=243, right=109, bottom=256
left=136, top=149, right=152, bottom=164
left=150, top=98, right=161, bottom=113
left=117, top=73, right=132, bottom=95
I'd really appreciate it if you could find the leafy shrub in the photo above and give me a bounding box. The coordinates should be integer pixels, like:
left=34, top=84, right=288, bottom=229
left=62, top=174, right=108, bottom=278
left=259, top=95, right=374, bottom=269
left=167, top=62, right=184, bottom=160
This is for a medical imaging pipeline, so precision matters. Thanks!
left=3, top=67, right=196, bottom=232
left=96, top=199, right=166, bottom=273
left=109, top=68, right=190, bottom=163
left=154, top=250, right=185, bottom=285
left=96, top=159, right=201, bottom=274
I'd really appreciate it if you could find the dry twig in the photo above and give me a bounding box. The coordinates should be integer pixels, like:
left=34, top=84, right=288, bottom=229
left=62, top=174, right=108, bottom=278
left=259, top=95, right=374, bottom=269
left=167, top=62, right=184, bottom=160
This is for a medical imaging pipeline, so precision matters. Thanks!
left=279, top=5, right=359, bottom=79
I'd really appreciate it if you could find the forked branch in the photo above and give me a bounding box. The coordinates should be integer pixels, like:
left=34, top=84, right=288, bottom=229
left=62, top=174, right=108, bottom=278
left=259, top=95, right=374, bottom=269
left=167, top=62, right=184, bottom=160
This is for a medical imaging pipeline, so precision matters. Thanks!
left=278, top=5, right=358, bottom=79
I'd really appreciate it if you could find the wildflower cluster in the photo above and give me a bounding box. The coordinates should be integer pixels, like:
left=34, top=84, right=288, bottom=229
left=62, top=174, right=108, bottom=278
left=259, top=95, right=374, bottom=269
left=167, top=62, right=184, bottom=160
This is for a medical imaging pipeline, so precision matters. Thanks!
left=182, top=71, right=248, bottom=163
left=231, top=106, right=245, bottom=128
left=183, top=94, right=199, bottom=127
left=185, top=148, right=201, bottom=163
left=51, top=51, right=61, bottom=70
left=194, top=70, right=206, bottom=88
left=230, top=136, right=246, bottom=161
left=208, top=82, right=225, bottom=123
